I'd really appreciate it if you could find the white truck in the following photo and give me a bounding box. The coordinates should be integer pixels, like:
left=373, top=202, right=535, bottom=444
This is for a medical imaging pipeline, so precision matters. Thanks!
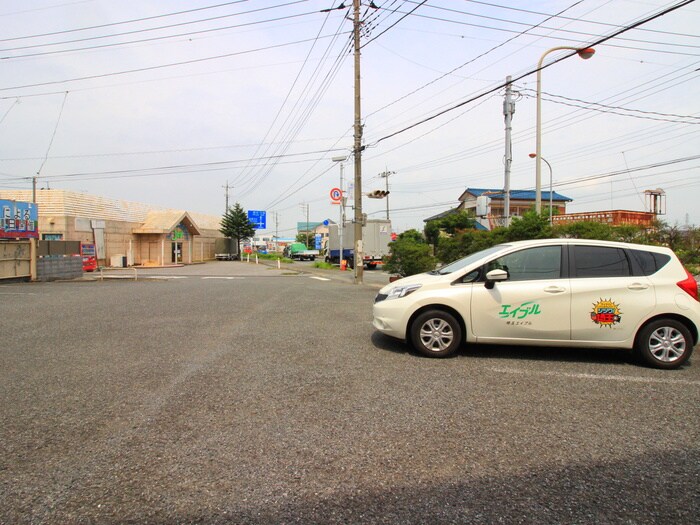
left=326, top=219, right=391, bottom=269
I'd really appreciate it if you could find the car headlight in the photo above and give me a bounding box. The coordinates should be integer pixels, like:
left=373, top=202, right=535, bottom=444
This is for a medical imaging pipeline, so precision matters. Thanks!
left=385, top=283, right=422, bottom=301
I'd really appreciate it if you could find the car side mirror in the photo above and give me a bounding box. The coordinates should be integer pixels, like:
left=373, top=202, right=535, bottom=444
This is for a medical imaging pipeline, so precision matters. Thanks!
left=484, top=268, right=508, bottom=289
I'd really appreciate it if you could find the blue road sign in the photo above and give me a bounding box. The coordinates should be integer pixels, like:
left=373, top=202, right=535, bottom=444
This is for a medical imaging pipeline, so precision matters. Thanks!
left=247, top=210, right=266, bottom=229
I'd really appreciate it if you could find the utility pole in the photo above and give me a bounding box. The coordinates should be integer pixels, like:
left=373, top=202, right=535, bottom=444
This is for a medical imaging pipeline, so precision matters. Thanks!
left=503, top=76, right=514, bottom=226
left=322, top=0, right=373, bottom=282
left=378, top=169, right=394, bottom=220
left=352, top=0, right=364, bottom=284
left=223, top=181, right=233, bottom=213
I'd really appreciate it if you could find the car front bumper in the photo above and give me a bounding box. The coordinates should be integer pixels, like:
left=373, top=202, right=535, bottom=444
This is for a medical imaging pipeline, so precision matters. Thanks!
left=372, top=301, right=409, bottom=340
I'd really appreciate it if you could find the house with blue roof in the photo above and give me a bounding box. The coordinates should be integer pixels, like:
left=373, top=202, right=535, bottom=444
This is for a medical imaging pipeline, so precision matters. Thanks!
left=424, top=188, right=573, bottom=230
left=462, top=188, right=572, bottom=229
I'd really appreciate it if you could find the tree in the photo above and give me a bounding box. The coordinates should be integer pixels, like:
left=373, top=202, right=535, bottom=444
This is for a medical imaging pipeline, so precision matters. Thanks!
left=383, top=229, right=437, bottom=277
left=424, top=210, right=476, bottom=247
left=553, top=220, right=614, bottom=240
left=395, top=228, right=424, bottom=244
left=295, top=233, right=315, bottom=249
left=436, top=229, right=498, bottom=264
left=504, top=210, right=551, bottom=241
left=220, top=202, right=255, bottom=256
left=439, top=210, right=478, bottom=235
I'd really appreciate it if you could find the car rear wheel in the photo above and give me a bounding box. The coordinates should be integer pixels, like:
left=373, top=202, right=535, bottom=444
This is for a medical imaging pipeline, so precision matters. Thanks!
left=635, top=319, right=693, bottom=369
left=410, top=310, right=462, bottom=358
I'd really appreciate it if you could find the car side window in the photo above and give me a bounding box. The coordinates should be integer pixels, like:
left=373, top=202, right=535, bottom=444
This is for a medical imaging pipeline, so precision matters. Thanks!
left=486, top=246, right=562, bottom=281
left=458, top=269, right=480, bottom=283
left=573, top=246, right=630, bottom=278
left=629, top=249, right=671, bottom=276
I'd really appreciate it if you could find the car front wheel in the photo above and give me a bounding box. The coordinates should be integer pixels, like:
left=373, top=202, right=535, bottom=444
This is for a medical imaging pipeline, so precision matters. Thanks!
left=635, top=319, right=693, bottom=369
left=410, top=310, right=462, bottom=358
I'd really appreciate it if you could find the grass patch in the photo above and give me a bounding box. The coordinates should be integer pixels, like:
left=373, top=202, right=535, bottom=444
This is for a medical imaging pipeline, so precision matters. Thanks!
left=312, top=261, right=335, bottom=270
left=243, top=253, right=294, bottom=264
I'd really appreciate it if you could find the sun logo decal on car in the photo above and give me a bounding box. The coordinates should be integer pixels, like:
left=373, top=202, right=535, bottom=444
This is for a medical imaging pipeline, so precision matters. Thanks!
left=591, top=299, right=622, bottom=328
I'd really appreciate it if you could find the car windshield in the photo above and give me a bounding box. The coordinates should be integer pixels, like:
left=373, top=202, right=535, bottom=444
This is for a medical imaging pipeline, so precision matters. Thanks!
left=434, top=244, right=510, bottom=275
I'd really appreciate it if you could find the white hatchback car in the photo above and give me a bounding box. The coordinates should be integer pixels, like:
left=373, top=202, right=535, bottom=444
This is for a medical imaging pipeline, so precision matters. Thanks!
left=373, top=238, right=700, bottom=369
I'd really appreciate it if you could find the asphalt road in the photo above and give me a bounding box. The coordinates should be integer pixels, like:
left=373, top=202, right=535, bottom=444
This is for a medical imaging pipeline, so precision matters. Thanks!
left=1, top=262, right=699, bottom=524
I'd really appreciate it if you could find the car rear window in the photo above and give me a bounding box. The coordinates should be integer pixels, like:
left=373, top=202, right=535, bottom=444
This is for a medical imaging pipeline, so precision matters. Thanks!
left=573, top=246, right=630, bottom=278
left=628, top=249, right=671, bottom=275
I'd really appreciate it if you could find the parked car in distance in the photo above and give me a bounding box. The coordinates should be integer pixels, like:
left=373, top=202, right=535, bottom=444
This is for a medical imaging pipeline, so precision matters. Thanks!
left=373, top=238, right=700, bottom=369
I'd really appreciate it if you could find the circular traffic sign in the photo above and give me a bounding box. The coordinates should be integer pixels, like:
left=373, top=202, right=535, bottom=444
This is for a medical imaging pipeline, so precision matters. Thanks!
left=330, top=187, right=342, bottom=202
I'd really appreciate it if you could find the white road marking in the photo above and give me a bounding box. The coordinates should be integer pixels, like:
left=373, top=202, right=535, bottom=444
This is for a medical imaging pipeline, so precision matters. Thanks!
left=489, top=366, right=700, bottom=386
left=201, top=276, right=244, bottom=280
left=140, top=276, right=188, bottom=280
left=309, top=276, right=331, bottom=281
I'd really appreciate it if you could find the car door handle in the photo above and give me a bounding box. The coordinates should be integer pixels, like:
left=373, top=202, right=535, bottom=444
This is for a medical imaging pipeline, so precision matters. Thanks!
left=544, top=286, right=566, bottom=294
left=628, top=283, right=649, bottom=290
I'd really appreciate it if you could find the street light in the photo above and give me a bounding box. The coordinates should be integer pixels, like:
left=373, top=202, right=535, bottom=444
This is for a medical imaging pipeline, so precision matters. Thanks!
left=529, top=153, right=553, bottom=225
left=535, top=46, right=595, bottom=214
left=332, top=155, right=348, bottom=268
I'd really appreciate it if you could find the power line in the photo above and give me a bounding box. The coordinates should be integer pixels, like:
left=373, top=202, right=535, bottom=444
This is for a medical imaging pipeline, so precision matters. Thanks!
left=550, top=154, right=700, bottom=188
left=1, top=2, right=314, bottom=60
left=361, top=0, right=426, bottom=48
left=0, top=156, right=333, bottom=184
left=0, top=0, right=250, bottom=42
left=36, top=92, right=69, bottom=177
left=229, top=9, right=339, bottom=190
left=0, top=148, right=348, bottom=182
left=520, top=88, right=700, bottom=124
left=234, top=15, right=353, bottom=198
left=385, top=64, right=700, bottom=178
left=369, top=0, right=695, bottom=147
left=0, top=136, right=341, bottom=161
left=401, top=1, right=700, bottom=50
left=460, top=0, right=700, bottom=40
left=250, top=5, right=423, bottom=209
left=365, top=0, right=585, bottom=120
left=260, top=1, right=429, bottom=209
left=0, top=97, right=21, bottom=125
left=0, top=56, right=328, bottom=100
left=0, top=33, right=349, bottom=93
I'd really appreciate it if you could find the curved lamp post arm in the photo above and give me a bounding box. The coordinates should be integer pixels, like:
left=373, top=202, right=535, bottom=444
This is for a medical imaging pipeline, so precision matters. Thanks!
left=535, top=46, right=595, bottom=214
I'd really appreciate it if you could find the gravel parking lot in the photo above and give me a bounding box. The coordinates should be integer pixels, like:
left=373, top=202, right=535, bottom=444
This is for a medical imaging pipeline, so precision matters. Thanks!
left=1, top=264, right=699, bottom=524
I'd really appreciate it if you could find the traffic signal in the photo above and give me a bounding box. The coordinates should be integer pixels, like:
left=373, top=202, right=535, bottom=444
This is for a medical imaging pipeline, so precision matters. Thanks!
left=367, top=190, right=390, bottom=199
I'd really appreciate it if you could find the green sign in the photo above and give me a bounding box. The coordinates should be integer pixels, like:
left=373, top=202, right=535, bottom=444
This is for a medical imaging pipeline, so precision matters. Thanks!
left=499, top=302, right=542, bottom=319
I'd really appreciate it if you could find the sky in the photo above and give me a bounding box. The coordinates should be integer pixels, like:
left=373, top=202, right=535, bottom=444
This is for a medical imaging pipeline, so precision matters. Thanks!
left=0, top=0, right=698, bottom=237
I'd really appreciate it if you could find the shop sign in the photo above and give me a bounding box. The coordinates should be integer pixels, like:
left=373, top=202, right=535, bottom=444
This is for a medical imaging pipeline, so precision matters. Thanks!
left=0, top=199, right=38, bottom=239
